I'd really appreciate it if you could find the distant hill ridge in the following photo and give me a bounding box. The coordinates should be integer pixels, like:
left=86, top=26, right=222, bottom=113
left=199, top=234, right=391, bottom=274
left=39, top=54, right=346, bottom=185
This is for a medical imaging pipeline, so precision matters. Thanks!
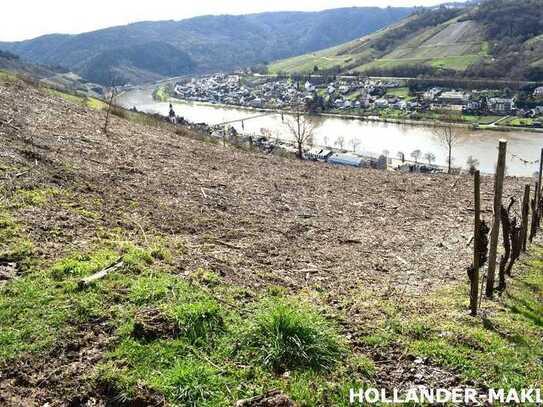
left=0, top=7, right=414, bottom=85
left=268, top=0, right=543, bottom=81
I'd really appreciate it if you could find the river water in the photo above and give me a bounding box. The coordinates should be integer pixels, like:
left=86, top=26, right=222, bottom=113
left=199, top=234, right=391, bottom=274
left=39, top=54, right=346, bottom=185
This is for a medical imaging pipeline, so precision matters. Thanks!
left=118, top=87, right=542, bottom=177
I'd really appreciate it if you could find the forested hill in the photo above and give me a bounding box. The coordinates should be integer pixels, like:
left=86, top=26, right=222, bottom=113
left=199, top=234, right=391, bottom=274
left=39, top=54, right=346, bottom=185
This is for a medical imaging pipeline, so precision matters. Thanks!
left=269, top=0, right=543, bottom=81
left=0, top=7, right=413, bottom=85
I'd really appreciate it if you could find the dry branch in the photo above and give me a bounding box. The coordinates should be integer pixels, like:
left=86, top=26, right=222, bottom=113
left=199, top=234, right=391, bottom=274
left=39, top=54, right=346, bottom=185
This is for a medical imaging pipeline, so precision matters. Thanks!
left=78, top=260, right=124, bottom=288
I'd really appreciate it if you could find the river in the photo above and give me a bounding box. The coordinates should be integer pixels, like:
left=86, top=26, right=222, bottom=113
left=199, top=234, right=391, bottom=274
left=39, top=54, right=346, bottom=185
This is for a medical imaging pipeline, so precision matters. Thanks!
left=118, top=87, right=542, bottom=177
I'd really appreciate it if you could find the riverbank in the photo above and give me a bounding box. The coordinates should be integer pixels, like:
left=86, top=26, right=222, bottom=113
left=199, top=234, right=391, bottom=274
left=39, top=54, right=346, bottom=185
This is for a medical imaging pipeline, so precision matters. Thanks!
left=165, top=96, right=543, bottom=134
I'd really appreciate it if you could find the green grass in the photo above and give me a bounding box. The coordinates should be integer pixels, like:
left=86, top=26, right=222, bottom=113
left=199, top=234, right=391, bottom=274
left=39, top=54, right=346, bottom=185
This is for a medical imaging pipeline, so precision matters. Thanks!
left=353, top=247, right=543, bottom=390
left=386, top=87, right=410, bottom=98
left=0, top=243, right=167, bottom=363
left=0, top=222, right=370, bottom=406
left=0, top=206, right=33, bottom=263
left=0, top=69, right=17, bottom=82
left=461, top=115, right=502, bottom=125
left=268, top=45, right=351, bottom=74
left=240, top=298, right=345, bottom=373
left=46, top=88, right=106, bottom=111
left=99, top=288, right=360, bottom=406
left=354, top=55, right=484, bottom=73
left=3, top=164, right=543, bottom=405
left=13, top=187, right=61, bottom=207
left=153, top=85, right=170, bottom=102
left=165, top=298, right=225, bottom=345
left=505, top=117, right=536, bottom=127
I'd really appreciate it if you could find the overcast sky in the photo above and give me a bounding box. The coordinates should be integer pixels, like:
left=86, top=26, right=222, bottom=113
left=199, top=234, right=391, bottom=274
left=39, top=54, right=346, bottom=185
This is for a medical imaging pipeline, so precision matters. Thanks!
left=1, top=0, right=459, bottom=42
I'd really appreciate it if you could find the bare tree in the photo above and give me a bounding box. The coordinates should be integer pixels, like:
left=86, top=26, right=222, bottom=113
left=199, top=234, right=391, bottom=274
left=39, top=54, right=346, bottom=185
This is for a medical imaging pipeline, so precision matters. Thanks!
left=350, top=137, right=361, bottom=152
left=285, top=113, right=314, bottom=159
left=322, top=134, right=329, bottom=147
left=383, top=149, right=390, bottom=158
left=103, top=78, right=118, bottom=135
left=411, top=149, right=422, bottom=164
left=433, top=122, right=460, bottom=174
left=424, top=152, right=436, bottom=165
left=335, top=135, right=345, bottom=150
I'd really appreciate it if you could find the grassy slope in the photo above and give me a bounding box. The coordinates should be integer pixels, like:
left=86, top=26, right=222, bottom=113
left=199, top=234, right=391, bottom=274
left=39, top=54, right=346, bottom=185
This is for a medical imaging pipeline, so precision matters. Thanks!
left=269, top=14, right=489, bottom=74
left=356, top=248, right=543, bottom=389
left=2, top=182, right=543, bottom=404
left=1, top=77, right=543, bottom=405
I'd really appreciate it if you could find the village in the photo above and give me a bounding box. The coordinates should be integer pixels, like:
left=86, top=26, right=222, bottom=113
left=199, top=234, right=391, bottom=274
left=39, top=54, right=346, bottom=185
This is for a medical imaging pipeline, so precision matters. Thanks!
left=171, top=74, right=543, bottom=130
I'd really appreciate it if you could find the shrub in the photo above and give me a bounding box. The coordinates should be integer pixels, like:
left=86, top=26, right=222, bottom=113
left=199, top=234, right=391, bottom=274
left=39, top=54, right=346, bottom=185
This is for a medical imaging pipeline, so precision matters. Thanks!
left=244, top=299, right=344, bottom=372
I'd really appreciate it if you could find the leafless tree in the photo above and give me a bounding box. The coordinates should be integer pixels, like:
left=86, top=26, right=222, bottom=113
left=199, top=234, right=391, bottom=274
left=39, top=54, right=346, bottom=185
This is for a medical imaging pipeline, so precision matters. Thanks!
left=285, top=113, right=314, bottom=159
left=335, top=135, right=345, bottom=150
left=433, top=121, right=460, bottom=174
left=411, top=149, right=422, bottom=163
left=103, top=77, right=118, bottom=135
left=350, top=137, right=360, bottom=152
left=322, top=134, right=329, bottom=147
left=383, top=149, right=390, bottom=158
left=424, top=152, right=436, bottom=165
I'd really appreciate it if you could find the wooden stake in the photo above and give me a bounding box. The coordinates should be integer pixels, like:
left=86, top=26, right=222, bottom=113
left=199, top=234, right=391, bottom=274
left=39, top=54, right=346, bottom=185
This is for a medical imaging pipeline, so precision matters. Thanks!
left=538, top=148, right=543, bottom=208
left=521, top=184, right=531, bottom=252
left=470, top=170, right=481, bottom=316
left=530, top=182, right=539, bottom=243
left=486, top=140, right=507, bottom=299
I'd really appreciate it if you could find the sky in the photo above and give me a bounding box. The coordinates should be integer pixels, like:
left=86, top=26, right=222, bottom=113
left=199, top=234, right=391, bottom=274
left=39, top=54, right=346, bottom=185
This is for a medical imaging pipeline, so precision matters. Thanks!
left=0, top=0, right=459, bottom=42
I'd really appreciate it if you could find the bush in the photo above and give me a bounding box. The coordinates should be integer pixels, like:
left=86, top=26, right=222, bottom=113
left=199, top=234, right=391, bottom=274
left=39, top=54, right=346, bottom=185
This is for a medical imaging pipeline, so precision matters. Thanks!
left=243, top=299, right=344, bottom=373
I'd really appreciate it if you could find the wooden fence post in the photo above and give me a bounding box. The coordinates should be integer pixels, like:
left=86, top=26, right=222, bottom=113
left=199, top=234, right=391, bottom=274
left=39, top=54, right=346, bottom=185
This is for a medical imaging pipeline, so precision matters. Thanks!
left=521, top=184, right=531, bottom=252
left=486, top=140, right=507, bottom=299
left=530, top=182, right=539, bottom=243
left=537, top=148, right=543, bottom=207
left=470, top=170, right=481, bottom=316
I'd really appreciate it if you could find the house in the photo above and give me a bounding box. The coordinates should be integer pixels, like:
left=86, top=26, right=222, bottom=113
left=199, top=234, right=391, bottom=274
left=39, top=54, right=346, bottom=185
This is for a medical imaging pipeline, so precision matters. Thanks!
left=327, top=153, right=363, bottom=168
left=392, top=100, right=407, bottom=110
left=534, top=87, right=543, bottom=97
left=439, top=91, right=469, bottom=105
left=339, top=85, right=351, bottom=94
left=374, top=99, right=389, bottom=108
left=488, top=97, right=515, bottom=114
left=304, top=81, right=315, bottom=92
left=423, top=88, right=441, bottom=101
left=465, top=100, right=481, bottom=111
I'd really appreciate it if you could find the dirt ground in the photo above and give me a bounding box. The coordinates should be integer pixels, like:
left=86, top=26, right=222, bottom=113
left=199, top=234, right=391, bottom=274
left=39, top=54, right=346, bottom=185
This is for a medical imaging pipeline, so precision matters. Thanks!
left=0, top=80, right=531, bottom=405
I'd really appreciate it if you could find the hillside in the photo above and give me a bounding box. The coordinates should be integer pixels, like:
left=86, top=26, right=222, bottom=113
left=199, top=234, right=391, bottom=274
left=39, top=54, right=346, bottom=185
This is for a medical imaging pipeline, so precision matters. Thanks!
left=1, top=77, right=543, bottom=405
left=269, top=0, right=543, bottom=81
left=0, top=7, right=413, bottom=86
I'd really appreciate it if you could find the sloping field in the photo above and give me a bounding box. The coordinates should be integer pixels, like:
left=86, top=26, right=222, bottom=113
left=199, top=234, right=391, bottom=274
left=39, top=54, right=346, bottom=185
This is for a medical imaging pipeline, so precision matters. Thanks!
left=269, top=14, right=489, bottom=74
left=1, top=79, right=542, bottom=405
left=385, top=21, right=485, bottom=58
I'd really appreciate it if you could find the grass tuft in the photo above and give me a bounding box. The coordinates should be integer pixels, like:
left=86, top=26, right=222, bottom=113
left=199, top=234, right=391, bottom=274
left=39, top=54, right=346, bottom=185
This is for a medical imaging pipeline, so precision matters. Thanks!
left=166, top=299, right=224, bottom=345
left=243, top=298, right=345, bottom=373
